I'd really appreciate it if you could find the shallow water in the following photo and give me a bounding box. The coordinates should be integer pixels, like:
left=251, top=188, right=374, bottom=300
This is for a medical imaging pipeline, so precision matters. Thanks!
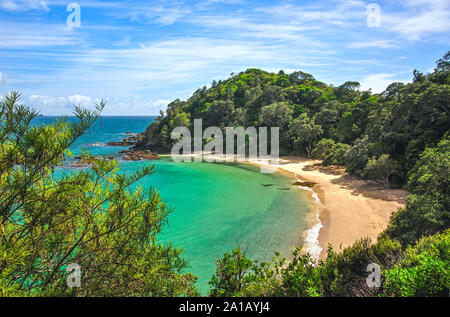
left=35, top=116, right=315, bottom=294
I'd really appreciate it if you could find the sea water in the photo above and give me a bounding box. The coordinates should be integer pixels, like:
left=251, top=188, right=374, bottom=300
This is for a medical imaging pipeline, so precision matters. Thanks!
left=34, top=116, right=316, bottom=294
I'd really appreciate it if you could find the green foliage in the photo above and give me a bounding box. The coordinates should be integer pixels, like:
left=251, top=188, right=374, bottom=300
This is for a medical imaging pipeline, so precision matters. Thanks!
left=311, top=138, right=335, bottom=160
left=275, top=248, right=323, bottom=297
left=345, top=136, right=371, bottom=175
left=135, top=68, right=332, bottom=154
left=313, top=105, right=339, bottom=138
left=383, top=230, right=450, bottom=297
left=170, top=111, right=190, bottom=128
left=289, top=113, right=323, bottom=157
left=259, top=102, right=293, bottom=129
left=209, top=238, right=403, bottom=297
left=0, top=92, right=198, bottom=296
left=383, top=135, right=450, bottom=246
left=208, top=247, right=253, bottom=297
left=317, top=238, right=402, bottom=297
left=323, top=142, right=350, bottom=166
left=311, top=138, right=350, bottom=167
left=407, top=135, right=449, bottom=197
left=363, top=154, right=399, bottom=188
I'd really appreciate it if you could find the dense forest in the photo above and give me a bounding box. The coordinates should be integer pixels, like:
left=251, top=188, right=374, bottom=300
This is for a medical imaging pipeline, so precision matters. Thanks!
left=136, top=52, right=449, bottom=296
left=0, top=53, right=448, bottom=297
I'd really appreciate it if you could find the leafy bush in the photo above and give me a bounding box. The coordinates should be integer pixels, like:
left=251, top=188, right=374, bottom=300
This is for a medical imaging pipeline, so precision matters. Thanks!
left=208, top=247, right=253, bottom=297
left=323, top=142, right=350, bottom=166
left=383, top=230, right=450, bottom=297
left=363, top=154, right=399, bottom=188
left=311, top=138, right=335, bottom=160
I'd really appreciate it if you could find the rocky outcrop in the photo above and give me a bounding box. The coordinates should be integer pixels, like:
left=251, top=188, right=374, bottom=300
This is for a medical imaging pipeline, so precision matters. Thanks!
left=107, top=134, right=141, bottom=146
left=120, top=149, right=159, bottom=161
left=103, top=130, right=160, bottom=161
left=133, top=122, right=171, bottom=153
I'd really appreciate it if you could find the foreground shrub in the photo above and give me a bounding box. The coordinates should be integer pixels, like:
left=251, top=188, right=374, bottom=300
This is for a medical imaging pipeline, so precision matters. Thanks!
left=383, top=230, right=450, bottom=297
left=0, top=92, right=198, bottom=296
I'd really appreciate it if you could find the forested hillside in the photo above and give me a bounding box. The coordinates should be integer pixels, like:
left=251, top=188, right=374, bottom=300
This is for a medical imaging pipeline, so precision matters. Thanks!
left=136, top=52, right=449, bottom=189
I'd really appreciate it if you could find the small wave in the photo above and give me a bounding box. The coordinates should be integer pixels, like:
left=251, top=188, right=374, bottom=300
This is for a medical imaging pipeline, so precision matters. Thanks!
left=89, top=142, right=107, bottom=147
left=294, top=179, right=323, bottom=263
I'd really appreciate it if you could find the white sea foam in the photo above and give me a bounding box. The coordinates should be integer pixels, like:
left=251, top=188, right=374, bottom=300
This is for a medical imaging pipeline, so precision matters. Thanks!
left=89, top=142, right=106, bottom=147
left=295, top=179, right=323, bottom=263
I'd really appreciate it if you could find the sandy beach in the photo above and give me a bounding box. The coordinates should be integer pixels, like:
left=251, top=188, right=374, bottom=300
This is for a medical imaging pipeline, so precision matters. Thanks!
left=270, top=156, right=407, bottom=259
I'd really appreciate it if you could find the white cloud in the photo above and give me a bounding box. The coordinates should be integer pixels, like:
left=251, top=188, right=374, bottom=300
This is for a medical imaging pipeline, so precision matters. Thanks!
left=0, top=0, right=49, bottom=12
left=28, top=94, right=71, bottom=114
left=348, top=40, right=399, bottom=49
left=67, top=95, right=93, bottom=107
left=118, top=4, right=191, bottom=26
left=27, top=94, right=169, bottom=115
left=46, top=36, right=324, bottom=95
left=255, top=1, right=367, bottom=29
left=383, top=0, right=450, bottom=40
left=0, top=22, right=82, bottom=48
left=360, top=73, right=408, bottom=93
left=113, top=97, right=170, bottom=115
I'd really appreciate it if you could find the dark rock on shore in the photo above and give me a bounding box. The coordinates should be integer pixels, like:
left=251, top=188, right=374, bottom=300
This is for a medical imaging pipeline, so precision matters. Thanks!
left=106, top=131, right=160, bottom=161
left=292, top=181, right=316, bottom=187
left=107, top=133, right=144, bottom=147
left=121, top=149, right=159, bottom=161
left=107, top=140, right=134, bottom=146
left=107, top=137, right=135, bottom=146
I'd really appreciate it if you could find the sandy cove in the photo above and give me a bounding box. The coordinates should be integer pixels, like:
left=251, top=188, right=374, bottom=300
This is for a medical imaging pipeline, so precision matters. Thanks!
left=150, top=153, right=408, bottom=259
left=268, top=156, right=407, bottom=259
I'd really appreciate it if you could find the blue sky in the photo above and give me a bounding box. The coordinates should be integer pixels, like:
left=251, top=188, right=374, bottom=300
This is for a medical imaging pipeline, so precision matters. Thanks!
left=0, top=0, right=449, bottom=115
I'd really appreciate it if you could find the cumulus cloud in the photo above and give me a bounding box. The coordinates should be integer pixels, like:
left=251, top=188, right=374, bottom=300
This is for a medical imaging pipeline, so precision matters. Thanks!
left=28, top=94, right=99, bottom=115
left=359, top=73, right=409, bottom=93
left=67, top=95, right=93, bottom=107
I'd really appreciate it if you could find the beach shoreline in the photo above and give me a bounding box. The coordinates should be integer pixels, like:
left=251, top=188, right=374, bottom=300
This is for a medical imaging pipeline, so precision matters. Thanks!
left=261, top=156, right=407, bottom=259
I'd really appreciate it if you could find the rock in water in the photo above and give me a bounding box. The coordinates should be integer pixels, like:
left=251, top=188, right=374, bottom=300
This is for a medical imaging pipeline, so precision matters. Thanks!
left=292, top=181, right=316, bottom=187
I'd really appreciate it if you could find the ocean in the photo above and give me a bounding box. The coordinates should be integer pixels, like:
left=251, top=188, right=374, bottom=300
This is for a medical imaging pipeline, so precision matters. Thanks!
left=34, top=116, right=316, bottom=295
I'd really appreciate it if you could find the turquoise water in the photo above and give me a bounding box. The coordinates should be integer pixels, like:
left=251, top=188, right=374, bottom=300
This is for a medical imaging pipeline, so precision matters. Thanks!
left=35, top=116, right=315, bottom=294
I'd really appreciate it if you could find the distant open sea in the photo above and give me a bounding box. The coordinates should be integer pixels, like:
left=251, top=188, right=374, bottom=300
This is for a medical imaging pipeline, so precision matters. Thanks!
left=34, top=116, right=316, bottom=294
